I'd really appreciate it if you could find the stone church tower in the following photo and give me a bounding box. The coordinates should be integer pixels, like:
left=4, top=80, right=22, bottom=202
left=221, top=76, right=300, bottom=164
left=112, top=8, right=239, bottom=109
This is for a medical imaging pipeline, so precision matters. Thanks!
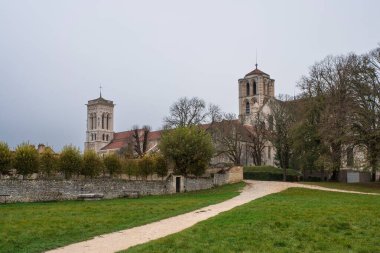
left=238, top=64, right=275, bottom=125
left=84, top=93, right=114, bottom=153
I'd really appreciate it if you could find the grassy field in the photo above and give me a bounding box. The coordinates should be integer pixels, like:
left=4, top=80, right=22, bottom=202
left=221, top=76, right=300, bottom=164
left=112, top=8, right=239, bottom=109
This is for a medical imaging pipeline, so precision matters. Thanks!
left=0, top=182, right=244, bottom=253
left=126, top=188, right=380, bottom=253
left=301, top=181, right=380, bottom=194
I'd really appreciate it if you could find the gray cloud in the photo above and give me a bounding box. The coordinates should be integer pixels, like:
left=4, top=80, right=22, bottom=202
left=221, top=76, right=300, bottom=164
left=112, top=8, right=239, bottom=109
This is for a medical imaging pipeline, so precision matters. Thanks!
left=0, top=0, right=379, bottom=151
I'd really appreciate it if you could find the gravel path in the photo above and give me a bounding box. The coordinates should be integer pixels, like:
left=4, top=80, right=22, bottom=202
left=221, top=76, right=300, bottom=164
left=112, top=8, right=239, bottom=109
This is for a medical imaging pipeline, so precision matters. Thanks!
left=46, top=180, right=379, bottom=253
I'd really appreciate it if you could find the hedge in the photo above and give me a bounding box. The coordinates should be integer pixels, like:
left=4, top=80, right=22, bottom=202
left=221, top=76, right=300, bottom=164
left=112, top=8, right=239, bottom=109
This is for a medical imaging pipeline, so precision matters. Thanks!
left=243, top=166, right=301, bottom=182
left=243, top=171, right=300, bottom=181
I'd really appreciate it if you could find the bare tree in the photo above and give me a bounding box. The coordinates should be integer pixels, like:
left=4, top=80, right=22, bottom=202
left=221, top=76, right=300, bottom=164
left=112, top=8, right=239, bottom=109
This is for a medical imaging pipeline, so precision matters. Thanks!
left=209, top=113, right=247, bottom=165
left=245, top=112, right=271, bottom=166
left=208, top=103, right=223, bottom=125
left=298, top=55, right=355, bottom=180
left=163, top=97, right=222, bottom=128
left=132, top=125, right=151, bottom=157
left=350, top=46, right=380, bottom=181
left=269, top=97, right=295, bottom=181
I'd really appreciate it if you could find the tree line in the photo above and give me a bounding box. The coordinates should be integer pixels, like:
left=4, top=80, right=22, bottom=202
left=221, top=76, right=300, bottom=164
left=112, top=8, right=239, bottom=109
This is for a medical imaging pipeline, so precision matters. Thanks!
left=271, top=45, right=380, bottom=181
left=0, top=125, right=214, bottom=179
left=0, top=142, right=168, bottom=180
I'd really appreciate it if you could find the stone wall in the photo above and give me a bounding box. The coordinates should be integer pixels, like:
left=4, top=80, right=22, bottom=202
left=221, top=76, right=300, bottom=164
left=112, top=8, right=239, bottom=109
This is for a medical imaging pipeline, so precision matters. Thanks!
left=0, top=166, right=244, bottom=203
left=0, top=179, right=170, bottom=203
left=214, top=166, right=243, bottom=185
left=184, top=177, right=214, bottom=191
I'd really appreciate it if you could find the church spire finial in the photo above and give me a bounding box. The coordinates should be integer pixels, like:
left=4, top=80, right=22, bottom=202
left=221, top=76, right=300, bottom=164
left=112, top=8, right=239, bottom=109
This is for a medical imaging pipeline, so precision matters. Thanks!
left=255, top=49, right=258, bottom=69
left=99, top=84, right=102, bottom=98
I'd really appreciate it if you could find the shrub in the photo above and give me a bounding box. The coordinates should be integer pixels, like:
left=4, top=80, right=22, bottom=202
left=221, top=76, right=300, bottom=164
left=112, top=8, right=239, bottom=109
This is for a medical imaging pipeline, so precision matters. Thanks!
left=14, top=143, right=39, bottom=177
left=123, top=159, right=139, bottom=179
left=243, top=166, right=301, bottom=182
left=159, top=126, right=214, bottom=176
left=40, top=147, right=57, bottom=177
left=153, top=154, right=168, bottom=179
left=138, top=156, right=155, bottom=179
left=0, top=141, right=12, bottom=175
left=59, top=145, right=82, bottom=179
left=82, top=150, right=103, bottom=178
left=103, top=153, right=122, bottom=176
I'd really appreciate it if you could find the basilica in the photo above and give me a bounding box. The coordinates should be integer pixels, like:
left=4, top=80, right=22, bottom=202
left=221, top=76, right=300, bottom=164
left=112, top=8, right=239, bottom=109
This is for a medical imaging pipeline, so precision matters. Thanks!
left=84, top=65, right=276, bottom=166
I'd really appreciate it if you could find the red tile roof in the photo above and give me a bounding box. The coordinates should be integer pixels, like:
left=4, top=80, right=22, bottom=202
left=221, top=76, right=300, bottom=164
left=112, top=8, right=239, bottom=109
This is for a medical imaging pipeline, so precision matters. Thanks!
left=101, top=129, right=163, bottom=150
left=101, top=122, right=244, bottom=151
left=245, top=68, right=269, bottom=77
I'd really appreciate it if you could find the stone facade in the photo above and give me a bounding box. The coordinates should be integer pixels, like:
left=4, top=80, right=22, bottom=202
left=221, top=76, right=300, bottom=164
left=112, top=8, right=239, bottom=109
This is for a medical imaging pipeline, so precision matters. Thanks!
left=84, top=96, right=115, bottom=153
left=236, top=66, right=276, bottom=166
left=0, top=179, right=168, bottom=203
left=238, top=66, right=275, bottom=125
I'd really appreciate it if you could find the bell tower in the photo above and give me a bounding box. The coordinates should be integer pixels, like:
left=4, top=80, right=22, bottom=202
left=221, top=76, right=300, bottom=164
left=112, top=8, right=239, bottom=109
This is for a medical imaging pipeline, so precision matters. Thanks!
left=238, top=64, right=275, bottom=125
left=84, top=90, right=114, bottom=153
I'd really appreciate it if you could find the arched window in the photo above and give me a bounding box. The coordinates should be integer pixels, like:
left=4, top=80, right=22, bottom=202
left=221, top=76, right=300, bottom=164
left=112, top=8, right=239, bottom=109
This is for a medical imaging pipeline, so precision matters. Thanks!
left=93, top=114, right=97, bottom=130
left=101, top=114, right=105, bottom=129
left=102, top=134, right=105, bottom=141
left=106, top=135, right=109, bottom=141
left=268, top=115, right=274, bottom=131
left=106, top=114, right=109, bottom=130
left=253, top=81, right=257, bottom=95
left=94, top=134, right=97, bottom=140
left=246, top=82, right=250, bottom=96
left=245, top=101, right=250, bottom=114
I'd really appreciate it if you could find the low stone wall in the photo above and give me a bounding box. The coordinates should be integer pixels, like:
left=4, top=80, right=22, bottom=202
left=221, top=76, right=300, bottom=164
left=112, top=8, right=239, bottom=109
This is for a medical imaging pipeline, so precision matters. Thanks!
left=184, top=177, right=214, bottom=191
left=214, top=166, right=243, bottom=185
left=0, top=179, right=169, bottom=203
left=225, top=166, right=244, bottom=183
left=0, top=166, right=244, bottom=203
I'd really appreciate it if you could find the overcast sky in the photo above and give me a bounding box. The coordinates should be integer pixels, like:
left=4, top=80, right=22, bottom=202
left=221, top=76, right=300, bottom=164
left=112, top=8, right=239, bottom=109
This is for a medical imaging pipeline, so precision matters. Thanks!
left=0, top=0, right=379, bottom=151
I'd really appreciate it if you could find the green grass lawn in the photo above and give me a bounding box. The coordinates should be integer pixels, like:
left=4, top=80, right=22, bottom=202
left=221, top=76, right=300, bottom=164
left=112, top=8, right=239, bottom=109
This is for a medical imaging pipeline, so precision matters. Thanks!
left=301, top=181, right=380, bottom=194
left=126, top=188, right=380, bottom=253
left=0, top=182, right=244, bottom=253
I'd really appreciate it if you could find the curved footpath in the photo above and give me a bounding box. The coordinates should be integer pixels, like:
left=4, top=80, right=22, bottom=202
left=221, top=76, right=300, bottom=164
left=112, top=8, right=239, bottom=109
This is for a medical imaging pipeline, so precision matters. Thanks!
left=47, top=180, right=379, bottom=253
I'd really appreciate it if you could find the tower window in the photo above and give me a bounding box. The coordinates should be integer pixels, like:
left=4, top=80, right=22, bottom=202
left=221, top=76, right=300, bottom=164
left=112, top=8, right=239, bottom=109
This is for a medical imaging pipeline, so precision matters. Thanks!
left=268, top=146, right=271, bottom=159
left=102, top=134, right=105, bottom=141
left=94, top=134, right=96, bottom=140
left=268, top=115, right=274, bottom=131
left=253, top=81, right=257, bottom=95
left=93, top=114, right=97, bottom=130
left=246, top=82, right=250, bottom=96
left=106, top=114, right=109, bottom=130
left=106, top=135, right=109, bottom=141
left=102, top=114, right=105, bottom=129
left=245, top=101, right=250, bottom=114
